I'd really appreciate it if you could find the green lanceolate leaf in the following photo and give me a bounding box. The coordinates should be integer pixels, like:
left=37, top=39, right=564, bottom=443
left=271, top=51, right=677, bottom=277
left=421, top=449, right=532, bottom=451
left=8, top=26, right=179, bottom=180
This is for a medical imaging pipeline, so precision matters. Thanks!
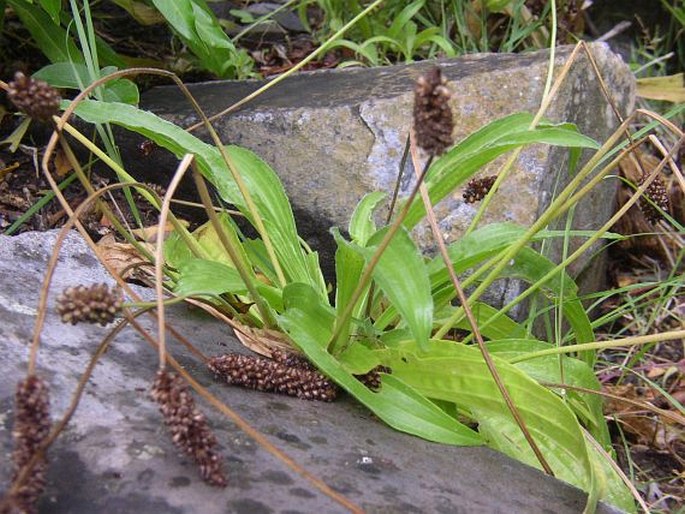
left=70, top=99, right=326, bottom=297
left=380, top=340, right=601, bottom=501
left=486, top=339, right=610, bottom=449
left=376, top=222, right=527, bottom=331
left=492, top=125, right=600, bottom=149
left=348, top=191, right=386, bottom=245
left=34, top=63, right=139, bottom=104
left=362, top=227, right=433, bottom=352
left=502, top=247, right=594, bottom=346
left=332, top=229, right=366, bottom=347
left=403, top=114, right=599, bottom=229
left=279, top=283, right=481, bottom=445
left=586, top=437, right=636, bottom=513
left=338, top=343, right=381, bottom=375
left=378, top=339, right=633, bottom=511
left=427, top=223, right=526, bottom=289
left=175, top=259, right=246, bottom=296
left=38, top=0, right=61, bottom=23
left=8, top=0, right=84, bottom=64
left=447, top=302, right=526, bottom=340
left=420, top=222, right=593, bottom=349
left=151, top=0, right=243, bottom=77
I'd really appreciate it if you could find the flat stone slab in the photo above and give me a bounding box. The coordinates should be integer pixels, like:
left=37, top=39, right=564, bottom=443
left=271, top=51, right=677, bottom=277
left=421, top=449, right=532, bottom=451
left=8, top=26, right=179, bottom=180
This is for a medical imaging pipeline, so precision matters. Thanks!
left=0, top=230, right=624, bottom=513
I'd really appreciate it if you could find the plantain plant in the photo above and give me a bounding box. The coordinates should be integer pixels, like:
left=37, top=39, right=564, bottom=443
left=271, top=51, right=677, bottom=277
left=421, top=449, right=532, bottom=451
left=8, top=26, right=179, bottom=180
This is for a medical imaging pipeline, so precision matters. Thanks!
left=57, top=63, right=633, bottom=514
left=6, top=37, right=684, bottom=512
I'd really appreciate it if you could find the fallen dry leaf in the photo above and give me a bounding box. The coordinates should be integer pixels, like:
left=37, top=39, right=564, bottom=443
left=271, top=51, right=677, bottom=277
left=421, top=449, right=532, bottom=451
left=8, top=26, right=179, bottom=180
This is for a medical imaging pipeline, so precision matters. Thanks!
left=53, top=148, right=73, bottom=178
left=233, top=323, right=298, bottom=359
left=97, top=233, right=153, bottom=280
left=132, top=221, right=180, bottom=243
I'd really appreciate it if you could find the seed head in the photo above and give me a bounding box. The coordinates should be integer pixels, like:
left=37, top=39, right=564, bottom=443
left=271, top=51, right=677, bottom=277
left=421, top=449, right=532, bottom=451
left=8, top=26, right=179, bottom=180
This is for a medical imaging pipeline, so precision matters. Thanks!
left=6, top=375, right=52, bottom=514
left=638, top=174, right=670, bottom=225
left=413, top=67, right=454, bottom=156
left=151, top=370, right=227, bottom=487
left=7, top=72, right=61, bottom=122
left=208, top=352, right=338, bottom=402
left=56, top=283, right=123, bottom=326
left=463, top=175, right=497, bottom=204
left=354, top=365, right=391, bottom=391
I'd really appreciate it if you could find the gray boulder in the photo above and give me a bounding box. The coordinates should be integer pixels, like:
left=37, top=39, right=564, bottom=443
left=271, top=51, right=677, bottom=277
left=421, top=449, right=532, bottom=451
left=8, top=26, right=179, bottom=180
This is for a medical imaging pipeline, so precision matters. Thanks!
left=116, top=44, right=634, bottom=305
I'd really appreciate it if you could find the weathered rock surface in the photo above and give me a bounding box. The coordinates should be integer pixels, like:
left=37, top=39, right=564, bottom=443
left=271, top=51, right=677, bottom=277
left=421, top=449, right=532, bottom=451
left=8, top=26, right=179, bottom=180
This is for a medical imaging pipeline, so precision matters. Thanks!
left=0, top=230, right=625, bottom=513
left=114, top=44, right=634, bottom=306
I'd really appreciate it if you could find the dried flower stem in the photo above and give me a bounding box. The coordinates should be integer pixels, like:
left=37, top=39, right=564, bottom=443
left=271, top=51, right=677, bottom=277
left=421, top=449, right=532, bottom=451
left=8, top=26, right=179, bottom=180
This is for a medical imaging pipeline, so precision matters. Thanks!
left=327, top=155, right=433, bottom=355
left=649, top=134, right=685, bottom=192
left=155, top=153, right=195, bottom=370
left=408, top=130, right=555, bottom=476
left=27, top=182, right=208, bottom=375
left=192, top=164, right=279, bottom=329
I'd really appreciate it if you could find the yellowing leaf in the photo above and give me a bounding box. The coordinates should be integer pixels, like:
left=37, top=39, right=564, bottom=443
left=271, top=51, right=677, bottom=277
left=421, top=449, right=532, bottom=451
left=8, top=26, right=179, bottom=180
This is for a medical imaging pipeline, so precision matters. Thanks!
left=112, top=0, right=166, bottom=25
left=637, top=74, right=685, bottom=103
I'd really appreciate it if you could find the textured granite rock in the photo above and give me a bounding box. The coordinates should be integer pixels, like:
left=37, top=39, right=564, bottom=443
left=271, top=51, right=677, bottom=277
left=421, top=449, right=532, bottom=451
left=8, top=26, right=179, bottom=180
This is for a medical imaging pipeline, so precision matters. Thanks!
left=0, top=230, right=624, bottom=513
left=112, top=44, right=634, bottom=307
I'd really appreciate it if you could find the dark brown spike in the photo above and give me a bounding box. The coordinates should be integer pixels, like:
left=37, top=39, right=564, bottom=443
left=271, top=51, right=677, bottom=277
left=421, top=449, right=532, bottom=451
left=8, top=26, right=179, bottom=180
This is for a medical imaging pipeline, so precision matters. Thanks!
left=151, top=370, right=227, bottom=487
left=4, top=375, right=52, bottom=514
left=413, top=66, right=454, bottom=156
left=354, top=366, right=392, bottom=391
left=638, top=174, right=670, bottom=225
left=208, top=353, right=338, bottom=402
left=463, top=175, right=497, bottom=204
left=7, top=72, right=61, bottom=122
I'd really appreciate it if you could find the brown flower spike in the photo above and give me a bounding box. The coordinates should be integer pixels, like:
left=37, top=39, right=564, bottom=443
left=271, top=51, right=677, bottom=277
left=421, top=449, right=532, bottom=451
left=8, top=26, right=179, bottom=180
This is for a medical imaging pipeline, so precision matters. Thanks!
left=638, top=174, right=670, bottom=225
left=2, top=375, right=52, bottom=514
left=355, top=365, right=392, bottom=391
left=7, top=72, right=61, bottom=122
left=56, top=283, right=123, bottom=326
left=208, top=352, right=339, bottom=402
left=413, top=67, right=454, bottom=156
left=151, top=370, right=226, bottom=487
left=463, top=175, right=497, bottom=204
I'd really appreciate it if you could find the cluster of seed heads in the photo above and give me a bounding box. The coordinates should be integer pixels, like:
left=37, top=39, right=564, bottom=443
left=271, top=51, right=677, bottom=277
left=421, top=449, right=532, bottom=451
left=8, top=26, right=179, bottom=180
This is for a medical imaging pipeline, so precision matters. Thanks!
left=0, top=375, right=52, bottom=514
left=463, top=175, right=497, bottom=204
left=7, top=72, right=61, bottom=122
left=638, top=174, right=670, bottom=225
left=413, top=67, right=454, bottom=156
left=151, top=370, right=226, bottom=487
left=56, top=283, right=123, bottom=326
